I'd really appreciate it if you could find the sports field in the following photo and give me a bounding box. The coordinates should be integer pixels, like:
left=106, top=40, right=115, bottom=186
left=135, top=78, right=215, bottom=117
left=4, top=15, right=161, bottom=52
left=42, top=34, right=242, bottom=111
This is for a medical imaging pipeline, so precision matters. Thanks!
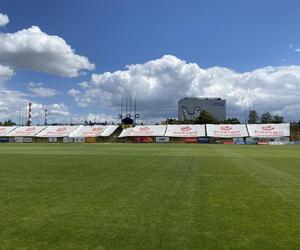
left=0, top=144, right=299, bottom=249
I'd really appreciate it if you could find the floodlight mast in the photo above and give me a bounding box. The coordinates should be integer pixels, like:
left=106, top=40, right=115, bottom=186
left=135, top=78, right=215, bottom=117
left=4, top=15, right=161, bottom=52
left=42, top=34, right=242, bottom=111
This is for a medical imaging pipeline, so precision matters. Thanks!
left=121, top=96, right=123, bottom=118
left=27, top=102, right=32, bottom=126
left=44, top=109, right=48, bottom=125
left=129, top=97, right=132, bottom=118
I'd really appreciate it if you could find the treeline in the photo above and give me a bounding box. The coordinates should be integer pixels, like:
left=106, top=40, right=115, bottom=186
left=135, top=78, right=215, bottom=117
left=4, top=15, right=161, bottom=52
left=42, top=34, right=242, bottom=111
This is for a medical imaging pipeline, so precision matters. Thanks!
left=248, top=111, right=283, bottom=124
left=0, top=120, right=16, bottom=126
left=164, top=110, right=284, bottom=124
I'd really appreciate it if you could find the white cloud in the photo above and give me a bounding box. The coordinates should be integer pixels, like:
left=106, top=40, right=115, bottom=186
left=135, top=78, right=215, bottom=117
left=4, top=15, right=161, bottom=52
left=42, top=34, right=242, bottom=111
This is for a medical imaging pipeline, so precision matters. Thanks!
left=70, top=113, right=117, bottom=124
left=27, top=82, right=58, bottom=97
left=47, top=103, right=70, bottom=117
left=0, top=89, right=71, bottom=123
left=0, top=64, right=14, bottom=86
left=68, top=88, right=81, bottom=97
left=0, top=26, right=95, bottom=77
left=295, top=48, right=300, bottom=52
left=0, top=69, right=71, bottom=123
left=0, top=13, right=9, bottom=27
left=69, top=55, right=300, bottom=121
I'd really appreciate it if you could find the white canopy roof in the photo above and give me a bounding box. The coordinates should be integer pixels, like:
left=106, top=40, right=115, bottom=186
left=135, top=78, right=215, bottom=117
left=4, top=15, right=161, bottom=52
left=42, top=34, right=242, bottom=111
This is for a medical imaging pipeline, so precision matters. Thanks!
left=0, top=126, right=17, bottom=136
left=101, top=125, right=119, bottom=137
left=5, top=126, right=46, bottom=137
left=35, top=126, right=79, bottom=138
left=69, top=125, right=118, bottom=138
left=247, top=123, right=290, bottom=138
left=206, top=124, right=249, bottom=138
left=119, top=125, right=167, bottom=137
left=164, top=124, right=206, bottom=137
left=69, top=125, right=106, bottom=138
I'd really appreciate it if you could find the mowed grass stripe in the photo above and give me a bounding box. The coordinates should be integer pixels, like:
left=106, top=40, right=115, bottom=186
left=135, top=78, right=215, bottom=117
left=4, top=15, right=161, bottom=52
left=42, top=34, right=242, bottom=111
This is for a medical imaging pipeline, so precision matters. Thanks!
left=0, top=144, right=299, bottom=249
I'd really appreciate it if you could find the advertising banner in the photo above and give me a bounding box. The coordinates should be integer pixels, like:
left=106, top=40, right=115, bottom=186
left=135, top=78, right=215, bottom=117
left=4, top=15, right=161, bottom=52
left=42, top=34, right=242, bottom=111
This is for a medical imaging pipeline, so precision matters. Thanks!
left=35, top=126, right=78, bottom=138
left=155, top=137, right=170, bottom=143
left=164, top=125, right=206, bottom=137
left=206, top=124, right=249, bottom=138
left=184, top=137, right=198, bottom=143
left=119, top=125, right=166, bottom=137
left=197, top=137, right=209, bottom=143
left=6, top=126, right=46, bottom=137
left=247, top=123, right=290, bottom=138
left=69, top=125, right=106, bottom=138
left=0, top=126, right=17, bottom=136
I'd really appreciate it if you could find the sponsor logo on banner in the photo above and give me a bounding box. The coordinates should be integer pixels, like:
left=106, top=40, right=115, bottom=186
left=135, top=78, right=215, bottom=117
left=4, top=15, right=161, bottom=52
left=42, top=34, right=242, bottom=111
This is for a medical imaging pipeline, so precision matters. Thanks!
left=129, top=126, right=155, bottom=136
left=262, top=125, right=275, bottom=131
left=172, top=126, right=198, bottom=136
left=57, top=127, right=67, bottom=132
left=220, top=126, right=232, bottom=131
left=211, top=126, right=244, bottom=137
left=92, top=127, right=102, bottom=132
left=26, top=127, right=36, bottom=132
left=140, top=127, right=150, bottom=131
left=181, top=126, right=192, bottom=132
left=46, top=127, right=68, bottom=136
left=82, top=127, right=104, bottom=137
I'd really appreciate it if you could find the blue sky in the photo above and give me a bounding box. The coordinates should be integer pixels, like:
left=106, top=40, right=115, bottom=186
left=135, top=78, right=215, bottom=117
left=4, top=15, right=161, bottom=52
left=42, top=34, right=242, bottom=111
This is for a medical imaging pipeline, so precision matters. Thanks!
left=1, top=0, right=300, bottom=123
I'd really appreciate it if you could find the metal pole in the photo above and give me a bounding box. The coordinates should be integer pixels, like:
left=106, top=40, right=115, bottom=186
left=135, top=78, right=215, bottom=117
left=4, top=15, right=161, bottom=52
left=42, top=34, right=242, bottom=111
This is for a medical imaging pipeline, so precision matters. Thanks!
left=121, top=96, right=123, bottom=118
left=129, top=97, right=132, bottom=118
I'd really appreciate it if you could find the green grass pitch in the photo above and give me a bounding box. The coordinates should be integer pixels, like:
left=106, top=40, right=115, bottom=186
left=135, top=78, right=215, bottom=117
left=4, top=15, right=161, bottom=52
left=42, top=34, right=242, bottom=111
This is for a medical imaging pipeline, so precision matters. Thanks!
left=0, top=143, right=300, bottom=249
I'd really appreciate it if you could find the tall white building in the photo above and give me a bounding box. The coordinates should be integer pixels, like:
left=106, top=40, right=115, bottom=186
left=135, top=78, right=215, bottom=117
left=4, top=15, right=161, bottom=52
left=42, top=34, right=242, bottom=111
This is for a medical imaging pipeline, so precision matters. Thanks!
left=178, top=97, right=226, bottom=121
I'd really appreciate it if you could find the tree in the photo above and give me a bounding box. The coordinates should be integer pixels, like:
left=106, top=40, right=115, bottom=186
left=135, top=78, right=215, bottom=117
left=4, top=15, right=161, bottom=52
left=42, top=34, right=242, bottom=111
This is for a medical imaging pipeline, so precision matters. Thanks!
left=273, top=114, right=284, bottom=123
left=194, top=111, right=218, bottom=124
left=261, top=112, right=273, bottom=124
left=164, top=118, right=179, bottom=124
left=3, top=119, right=16, bottom=126
left=248, top=110, right=259, bottom=124
left=223, top=118, right=240, bottom=124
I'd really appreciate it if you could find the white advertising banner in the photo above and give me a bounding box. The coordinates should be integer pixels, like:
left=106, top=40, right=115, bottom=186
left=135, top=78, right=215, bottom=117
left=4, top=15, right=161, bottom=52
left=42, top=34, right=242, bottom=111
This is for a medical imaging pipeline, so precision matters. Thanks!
left=0, top=126, right=17, bottom=136
left=69, top=125, right=107, bottom=138
left=206, top=124, right=249, bottom=138
left=247, top=123, right=290, bottom=138
left=119, top=125, right=167, bottom=137
left=164, top=125, right=206, bottom=137
left=6, top=126, right=46, bottom=137
left=35, top=126, right=78, bottom=138
left=69, top=125, right=118, bottom=138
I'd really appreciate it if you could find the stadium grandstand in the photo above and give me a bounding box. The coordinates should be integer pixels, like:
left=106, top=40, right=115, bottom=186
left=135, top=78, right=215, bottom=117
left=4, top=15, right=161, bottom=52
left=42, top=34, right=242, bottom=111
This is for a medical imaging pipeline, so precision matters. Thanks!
left=0, top=123, right=293, bottom=145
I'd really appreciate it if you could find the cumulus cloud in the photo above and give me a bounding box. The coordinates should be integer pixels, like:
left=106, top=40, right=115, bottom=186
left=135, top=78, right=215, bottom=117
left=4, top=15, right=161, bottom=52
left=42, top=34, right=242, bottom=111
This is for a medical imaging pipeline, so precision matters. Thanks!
left=0, top=64, right=14, bottom=86
left=47, top=103, right=70, bottom=117
left=27, top=82, right=58, bottom=97
left=0, top=71, right=70, bottom=123
left=0, top=13, right=9, bottom=27
left=0, top=88, right=71, bottom=123
left=69, top=55, right=300, bottom=121
left=0, top=26, right=95, bottom=77
left=70, top=113, right=117, bottom=124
